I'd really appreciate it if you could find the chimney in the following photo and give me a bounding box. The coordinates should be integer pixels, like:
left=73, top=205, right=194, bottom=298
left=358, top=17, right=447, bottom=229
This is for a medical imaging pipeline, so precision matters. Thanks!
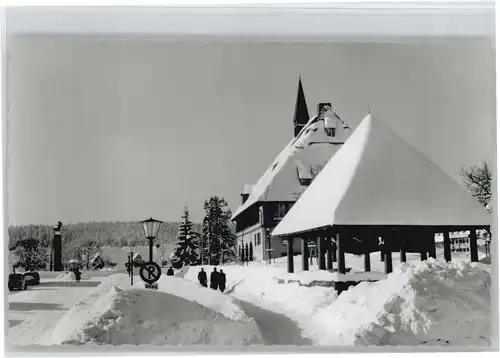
left=241, top=193, right=250, bottom=204
left=317, top=102, right=331, bottom=115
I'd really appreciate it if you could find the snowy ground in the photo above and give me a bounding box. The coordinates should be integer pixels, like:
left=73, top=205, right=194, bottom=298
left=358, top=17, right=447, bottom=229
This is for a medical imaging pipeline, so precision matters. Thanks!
left=184, top=248, right=493, bottom=347
left=7, top=246, right=492, bottom=348
left=51, top=273, right=264, bottom=346
left=7, top=278, right=103, bottom=345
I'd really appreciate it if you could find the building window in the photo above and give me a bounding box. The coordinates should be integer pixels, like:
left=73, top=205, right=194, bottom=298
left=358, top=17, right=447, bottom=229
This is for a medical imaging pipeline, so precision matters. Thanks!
left=326, top=127, right=336, bottom=137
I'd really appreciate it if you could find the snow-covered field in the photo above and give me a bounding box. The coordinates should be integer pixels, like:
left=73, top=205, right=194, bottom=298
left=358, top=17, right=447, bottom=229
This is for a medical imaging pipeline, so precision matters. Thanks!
left=184, top=249, right=493, bottom=347
left=51, top=273, right=264, bottom=346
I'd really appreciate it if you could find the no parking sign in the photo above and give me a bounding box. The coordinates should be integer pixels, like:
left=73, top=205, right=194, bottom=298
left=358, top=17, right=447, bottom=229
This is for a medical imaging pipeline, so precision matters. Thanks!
left=139, top=261, right=162, bottom=284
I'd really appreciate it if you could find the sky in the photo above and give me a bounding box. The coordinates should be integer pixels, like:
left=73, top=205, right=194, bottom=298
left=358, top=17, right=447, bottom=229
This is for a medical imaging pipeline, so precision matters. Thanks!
left=6, top=36, right=495, bottom=226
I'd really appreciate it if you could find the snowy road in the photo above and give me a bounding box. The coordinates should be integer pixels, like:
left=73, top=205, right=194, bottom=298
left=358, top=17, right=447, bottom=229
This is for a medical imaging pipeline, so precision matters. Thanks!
left=235, top=300, right=312, bottom=346
left=7, top=280, right=102, bottom=346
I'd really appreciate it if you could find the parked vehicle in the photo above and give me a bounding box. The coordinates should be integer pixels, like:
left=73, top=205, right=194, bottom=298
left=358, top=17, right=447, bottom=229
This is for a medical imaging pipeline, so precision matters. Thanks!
left=8, top=273, right=27, bottom=291
left=23, top=271, right=40, bottom=286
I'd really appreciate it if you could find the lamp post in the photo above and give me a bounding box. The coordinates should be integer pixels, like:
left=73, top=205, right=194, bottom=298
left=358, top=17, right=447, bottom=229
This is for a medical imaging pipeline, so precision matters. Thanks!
left=141, top=217, right=163, bottom=263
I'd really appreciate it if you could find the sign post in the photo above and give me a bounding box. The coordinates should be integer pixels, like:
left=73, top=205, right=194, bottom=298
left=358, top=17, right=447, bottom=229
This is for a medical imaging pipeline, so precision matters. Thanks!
left=140, top=217, right=163, bottom=290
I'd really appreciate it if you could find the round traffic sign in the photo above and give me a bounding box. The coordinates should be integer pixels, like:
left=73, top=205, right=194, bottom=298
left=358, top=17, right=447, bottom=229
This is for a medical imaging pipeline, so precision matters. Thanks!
left=139, top=261, right=162, bottom=284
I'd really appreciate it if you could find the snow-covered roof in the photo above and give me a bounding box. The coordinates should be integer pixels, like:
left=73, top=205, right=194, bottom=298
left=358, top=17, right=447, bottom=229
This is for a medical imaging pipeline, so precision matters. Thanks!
left=241, top=185, right=253, bottom=195
left=272, top=114, right=491, bottom=237
left=232, top=106, right=351, bottom=220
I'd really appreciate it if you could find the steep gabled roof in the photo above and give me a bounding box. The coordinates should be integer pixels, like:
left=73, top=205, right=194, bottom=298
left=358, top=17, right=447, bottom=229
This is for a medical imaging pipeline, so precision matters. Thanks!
left=232, top=106, right=351, bottom=220
left=272, top=114, right=491, bottom=237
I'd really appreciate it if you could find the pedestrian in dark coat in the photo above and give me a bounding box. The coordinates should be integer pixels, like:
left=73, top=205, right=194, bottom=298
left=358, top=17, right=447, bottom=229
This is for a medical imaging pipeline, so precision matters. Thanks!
left=74, top=269, right=81, bottom=282
left=167, top=266, right=174, bottom=276
left=210, top=268, right=219, bottom=290
left=198, top=268, right=207, bottom=287
left=218, top=269, right=226, bottom=292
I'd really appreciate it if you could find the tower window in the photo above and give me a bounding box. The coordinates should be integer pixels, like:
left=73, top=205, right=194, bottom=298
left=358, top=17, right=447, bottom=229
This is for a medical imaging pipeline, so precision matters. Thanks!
left=326, top=128, right=336, bottom=137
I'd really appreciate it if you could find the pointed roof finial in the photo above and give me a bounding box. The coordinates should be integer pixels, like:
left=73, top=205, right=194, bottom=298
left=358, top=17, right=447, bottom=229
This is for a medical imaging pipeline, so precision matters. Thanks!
left=293, top=75, right=309, bottom=127
left=368, top=104, right=371, bottom=115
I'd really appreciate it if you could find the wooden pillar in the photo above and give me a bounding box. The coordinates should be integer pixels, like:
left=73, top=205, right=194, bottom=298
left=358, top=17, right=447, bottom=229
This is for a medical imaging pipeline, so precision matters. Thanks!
left=429, top=231, right=437, bottom=259
left=364, top=252, right=371, bottom=272
left=332, top=238, right=337, bottom=262
left=317, top=236, right=326, bottom=270
left=470, top=228, right=479, bottom=262
left=443, top=230, right=452, bottom=262
left=400, top=235, right=407, bottom=263
left=379, top=237, right=385, bottom=261
left=420, top=250, right=427, bottom=261
left=301, top=237, right=309, bottom=271
left=384, top=231, right=393, bottom=274
left=287, top=237, right=294, bottom=273
left=336, top=232, right=346, bottom=274
left=326, top=238, right=333, bottom=270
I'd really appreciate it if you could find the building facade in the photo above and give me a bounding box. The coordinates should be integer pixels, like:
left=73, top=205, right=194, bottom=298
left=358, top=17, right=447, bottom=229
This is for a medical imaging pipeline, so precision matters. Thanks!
left=231, top=78, right=352, bottom=261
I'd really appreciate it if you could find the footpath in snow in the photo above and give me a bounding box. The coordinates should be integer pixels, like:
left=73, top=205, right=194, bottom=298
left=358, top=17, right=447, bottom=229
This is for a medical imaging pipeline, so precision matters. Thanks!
left=52, top=273, right=264, bottom=346
left=184, top=251, right=492, bottom=347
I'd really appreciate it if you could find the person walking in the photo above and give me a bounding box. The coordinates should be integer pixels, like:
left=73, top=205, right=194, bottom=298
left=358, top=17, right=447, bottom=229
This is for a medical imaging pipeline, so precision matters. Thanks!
left=198, top=268, right=207, bottom=287
left=167, top=266, right=174, bottom=276
left=210, top=268, right=219, bottom=290
left=218, top=269, right=226, bottom=293
left=74, top=268, right=81, bottom=282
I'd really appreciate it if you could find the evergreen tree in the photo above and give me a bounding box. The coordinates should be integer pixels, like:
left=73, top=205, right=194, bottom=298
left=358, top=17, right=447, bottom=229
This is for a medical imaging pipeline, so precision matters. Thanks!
left=200, top=196, right=236, bottom=265
left=172, top=207, right=199, bottom=268
left=11, top=237, right=48, bottom=271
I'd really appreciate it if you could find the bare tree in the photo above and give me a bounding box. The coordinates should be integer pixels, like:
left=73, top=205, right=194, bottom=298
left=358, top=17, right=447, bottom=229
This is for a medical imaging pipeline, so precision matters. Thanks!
left=461, top=161, right=492, bottom=213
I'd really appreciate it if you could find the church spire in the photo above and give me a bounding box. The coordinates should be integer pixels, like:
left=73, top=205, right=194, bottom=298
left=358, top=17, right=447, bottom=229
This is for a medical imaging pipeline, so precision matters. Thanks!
left=293, top=76, right=310, bottom=137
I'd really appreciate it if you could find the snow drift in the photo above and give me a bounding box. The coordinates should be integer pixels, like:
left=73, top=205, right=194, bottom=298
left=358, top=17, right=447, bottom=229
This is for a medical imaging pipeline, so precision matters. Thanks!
left=187, top=255, right=492, bottom=347
left=309, top=259, right=492, bottom=346
left=53, top=274, right=264, bottom=346
left=155, top=274, right=249, bottom=322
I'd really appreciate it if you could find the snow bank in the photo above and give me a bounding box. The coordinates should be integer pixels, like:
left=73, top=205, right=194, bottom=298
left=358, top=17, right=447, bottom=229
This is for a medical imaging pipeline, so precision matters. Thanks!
left=309, top=259, right=492, bottom=346
left=185, top=265, right=336, bottom=327
left=53, top=273, right=263, bottom=346
left=154, top=274, right=249, bottom=322
left=186, top=255, right=492, bottom=347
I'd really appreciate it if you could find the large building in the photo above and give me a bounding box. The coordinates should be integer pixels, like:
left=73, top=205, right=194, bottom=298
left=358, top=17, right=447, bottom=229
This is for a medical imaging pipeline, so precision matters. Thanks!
left=231, top=78, right=352, bottom=261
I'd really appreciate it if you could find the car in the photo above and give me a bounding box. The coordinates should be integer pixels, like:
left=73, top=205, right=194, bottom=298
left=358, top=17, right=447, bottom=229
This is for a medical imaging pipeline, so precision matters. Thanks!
left=8, top=273, right=27, bottom=291
left=23, top=271, right=40, bottom=286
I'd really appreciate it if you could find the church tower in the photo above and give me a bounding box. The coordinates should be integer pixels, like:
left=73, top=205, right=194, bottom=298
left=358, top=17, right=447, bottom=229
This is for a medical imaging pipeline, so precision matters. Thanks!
left=293, top=77, right=310, bottom=137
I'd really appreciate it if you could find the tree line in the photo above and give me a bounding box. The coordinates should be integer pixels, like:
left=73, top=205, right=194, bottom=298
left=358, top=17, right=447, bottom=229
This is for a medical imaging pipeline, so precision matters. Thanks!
left=8, top=220, right=201, bottom=271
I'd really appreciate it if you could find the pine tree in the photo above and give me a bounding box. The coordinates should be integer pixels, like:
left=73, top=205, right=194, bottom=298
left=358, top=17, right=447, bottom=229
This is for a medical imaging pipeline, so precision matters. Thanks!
left=12, top=237, right=48, bottom=271
left=200, top=196, right=236, bottom=265
left=171, top=207, right=199, bottom=268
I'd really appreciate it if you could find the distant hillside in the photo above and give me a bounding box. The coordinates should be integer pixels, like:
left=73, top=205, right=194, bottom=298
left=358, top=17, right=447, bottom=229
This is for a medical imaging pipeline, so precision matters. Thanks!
left=8, top=221, right=202, bottom=249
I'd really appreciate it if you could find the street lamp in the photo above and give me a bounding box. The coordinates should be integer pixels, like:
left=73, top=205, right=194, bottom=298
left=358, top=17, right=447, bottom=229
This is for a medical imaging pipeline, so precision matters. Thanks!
left=141, top=217, right=163, bottom=263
